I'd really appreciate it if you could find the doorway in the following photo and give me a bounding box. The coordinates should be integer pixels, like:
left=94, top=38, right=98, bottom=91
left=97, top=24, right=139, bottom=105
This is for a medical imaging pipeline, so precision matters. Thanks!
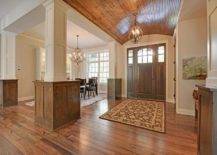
left=127, top=44, right=166, bottom=100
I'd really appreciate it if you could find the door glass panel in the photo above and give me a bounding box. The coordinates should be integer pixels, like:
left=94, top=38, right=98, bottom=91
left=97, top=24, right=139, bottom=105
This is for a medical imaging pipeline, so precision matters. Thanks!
left=138, top=57, right=142, bottom=63
left=148, top=50, right=153, bottom=55
left=148, top=56, right=153, bottom=63
left=138, top=50, right=143, bottom=56
left=143, top=56, right=148, bottom=63
left=143, top=48, right=147, bottom=55
left=137, top=48, right=153, bottom=64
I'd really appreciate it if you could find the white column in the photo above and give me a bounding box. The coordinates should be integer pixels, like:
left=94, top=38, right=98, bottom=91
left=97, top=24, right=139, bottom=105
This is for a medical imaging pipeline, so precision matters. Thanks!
left=206, top=0, right=217, bottom=87
left=109, top=41, right=117, bottom=79
left=0, top=31, right=16, bottom=79
left=35, top=47, right=45, bottom=80
left=43, top=0, right=68, bottom=81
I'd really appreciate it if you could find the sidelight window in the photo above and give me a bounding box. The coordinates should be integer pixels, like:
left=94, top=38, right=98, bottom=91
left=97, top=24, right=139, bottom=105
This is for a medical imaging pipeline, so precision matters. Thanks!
left=128, top=50, right=133, bottom=64
left=137, top=48, right=153, bottom=63
left=158, top=46, right=165, bottom=62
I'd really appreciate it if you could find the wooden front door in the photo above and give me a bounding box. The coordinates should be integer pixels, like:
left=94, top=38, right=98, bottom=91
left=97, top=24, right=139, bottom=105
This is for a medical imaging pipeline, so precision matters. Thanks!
left=127, top=44, right=166, bottom=100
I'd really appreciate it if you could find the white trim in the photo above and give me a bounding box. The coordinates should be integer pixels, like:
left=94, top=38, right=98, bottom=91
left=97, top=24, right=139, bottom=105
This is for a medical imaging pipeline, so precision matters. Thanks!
left=18, top=96, right=35, bottom=102
left=206, top=77, right=217, bottom=88
left=166, top=98, right=175, bottom=103
left=19, top=33, right=44, bottom=43
left=176, top=108, right=195, bottom=116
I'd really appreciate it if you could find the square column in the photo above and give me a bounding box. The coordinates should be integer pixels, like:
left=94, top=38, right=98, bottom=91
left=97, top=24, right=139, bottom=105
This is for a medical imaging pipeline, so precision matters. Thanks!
left=206, top=0, right=217, bottom=87
left=34, top=0, right=80, bottom=130
left=0, top=31, right=16, bottom=79
left=0, top=31, right=18, bottom=107
left=43, top=0, right=67, bottom=82
left=35, top=47, right=45, bottom=80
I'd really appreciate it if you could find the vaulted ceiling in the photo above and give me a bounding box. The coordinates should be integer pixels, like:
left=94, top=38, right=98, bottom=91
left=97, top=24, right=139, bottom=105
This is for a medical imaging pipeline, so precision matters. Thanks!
left=63, top=0, right=181, bottom=44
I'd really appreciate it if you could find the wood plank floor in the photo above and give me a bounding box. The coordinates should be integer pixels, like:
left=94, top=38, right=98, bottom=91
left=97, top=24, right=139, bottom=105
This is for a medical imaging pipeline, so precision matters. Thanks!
left=0, top=99, right=197, bottom=155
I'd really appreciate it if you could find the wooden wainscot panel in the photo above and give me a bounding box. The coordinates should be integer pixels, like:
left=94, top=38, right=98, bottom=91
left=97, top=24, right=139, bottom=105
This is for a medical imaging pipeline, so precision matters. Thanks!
left=34, top=81, right=80, bottom=130
left=0, top=79, right=18, bottom=107
left=107, top=79, right=122, bottom=100
left=197, top=85, right=217, bottom=155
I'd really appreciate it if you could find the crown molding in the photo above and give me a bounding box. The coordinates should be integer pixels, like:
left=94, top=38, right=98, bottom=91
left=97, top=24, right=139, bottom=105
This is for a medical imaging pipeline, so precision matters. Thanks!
left=19, top=33, right=44, bottom=43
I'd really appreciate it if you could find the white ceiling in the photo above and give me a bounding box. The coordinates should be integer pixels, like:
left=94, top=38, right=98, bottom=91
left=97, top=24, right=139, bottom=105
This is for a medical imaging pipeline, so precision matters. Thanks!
left=23, top=20, right=107, bottom=49
left=179, top=0, right=206, bottom=21
left=0, top=0, right=28, bottom=20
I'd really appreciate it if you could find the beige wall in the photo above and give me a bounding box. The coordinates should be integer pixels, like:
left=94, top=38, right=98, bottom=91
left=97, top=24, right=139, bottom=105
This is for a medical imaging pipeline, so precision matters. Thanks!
left=16, top=34, right=44, bottom=100
left=119, top=34, right=175, bottom=102
left=176, top=17, right=207, bottom=115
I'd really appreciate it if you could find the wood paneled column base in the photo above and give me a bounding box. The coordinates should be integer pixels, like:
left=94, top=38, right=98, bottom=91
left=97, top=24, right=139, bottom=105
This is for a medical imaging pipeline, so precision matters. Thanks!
left=0, top=79, right=18, bottom=107
left=107, top=79, right=122, bottom=100
left=197, top=85, right=217, bottom=155
left=34, top=81, right=80, bottom=130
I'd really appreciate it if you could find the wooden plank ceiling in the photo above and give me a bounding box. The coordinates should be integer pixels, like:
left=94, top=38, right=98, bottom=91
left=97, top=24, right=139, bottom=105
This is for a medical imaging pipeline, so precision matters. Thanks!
left=63, top=0, right=181, bottom=44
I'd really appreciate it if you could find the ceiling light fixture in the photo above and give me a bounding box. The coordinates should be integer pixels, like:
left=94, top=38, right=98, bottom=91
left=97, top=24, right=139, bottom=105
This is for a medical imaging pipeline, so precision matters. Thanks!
left=130, top=14, right=143, bottom=44
left=72, top=35, right=85, bottom=65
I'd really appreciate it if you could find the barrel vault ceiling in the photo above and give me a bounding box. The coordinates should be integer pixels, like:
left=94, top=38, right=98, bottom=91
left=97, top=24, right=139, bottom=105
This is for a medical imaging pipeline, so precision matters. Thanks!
left=63, top=0, right=182, bottom=44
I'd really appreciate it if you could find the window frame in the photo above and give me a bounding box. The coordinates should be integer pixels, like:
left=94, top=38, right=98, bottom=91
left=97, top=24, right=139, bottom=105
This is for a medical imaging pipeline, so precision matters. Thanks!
left=157, top=45, right=165, bottom=63
left=127, top=50, right=134, bottom=65
left=86, top=50, right=110, bottom=84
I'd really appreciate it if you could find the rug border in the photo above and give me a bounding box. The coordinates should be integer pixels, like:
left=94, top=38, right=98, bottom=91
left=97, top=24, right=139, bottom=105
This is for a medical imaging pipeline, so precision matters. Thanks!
left=99, top=99, right=166, bottom=133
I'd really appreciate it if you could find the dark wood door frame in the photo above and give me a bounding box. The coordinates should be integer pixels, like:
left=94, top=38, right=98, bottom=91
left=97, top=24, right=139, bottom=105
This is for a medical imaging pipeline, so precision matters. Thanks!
left=127, top=43, right=166, bottom=101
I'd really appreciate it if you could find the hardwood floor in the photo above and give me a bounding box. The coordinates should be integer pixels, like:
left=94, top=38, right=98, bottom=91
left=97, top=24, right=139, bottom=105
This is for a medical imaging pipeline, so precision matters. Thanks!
left=0, top=99, right=197, bottom=155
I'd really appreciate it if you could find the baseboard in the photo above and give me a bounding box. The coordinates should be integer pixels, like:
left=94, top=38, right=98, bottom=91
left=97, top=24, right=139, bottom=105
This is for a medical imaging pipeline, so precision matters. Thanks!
left=176, top=108, right=195, bottom=116
left=166, top=98, right=175, bottom=104
left=18, top=96, right=35, bottom=102
left=122, top=94, right=127, bottom=98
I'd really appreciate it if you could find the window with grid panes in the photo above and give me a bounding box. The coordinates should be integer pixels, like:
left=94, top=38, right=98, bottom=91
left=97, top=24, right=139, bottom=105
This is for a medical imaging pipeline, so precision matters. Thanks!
left=137, top=48, right=153, bottom=63
left=87, top=51, right=109, bottom=83
left=158, top=46, right=165, bottom=62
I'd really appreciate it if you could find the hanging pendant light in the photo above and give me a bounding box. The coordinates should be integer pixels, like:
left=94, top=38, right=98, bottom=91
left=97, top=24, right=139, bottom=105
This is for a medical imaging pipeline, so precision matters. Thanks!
left=130, top=14, right=143, bottom=44
left=72, top=35, right=85, bottom=65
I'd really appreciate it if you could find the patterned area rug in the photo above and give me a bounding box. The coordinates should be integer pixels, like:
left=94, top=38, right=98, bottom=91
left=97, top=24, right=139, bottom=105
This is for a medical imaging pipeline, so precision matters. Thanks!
left=100, top=99, right=165, bottom=133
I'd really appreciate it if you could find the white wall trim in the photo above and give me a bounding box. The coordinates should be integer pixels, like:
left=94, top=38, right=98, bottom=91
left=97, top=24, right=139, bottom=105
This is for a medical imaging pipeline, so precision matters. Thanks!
left=19, top=33, right=44, bottom=44
left=18, top=96, right=35, bottom=102
left=166, top=98, right=175, bottom=103
left=206, top=77, right=217, bottom=88
left=177, top=108, right=195, bottom=116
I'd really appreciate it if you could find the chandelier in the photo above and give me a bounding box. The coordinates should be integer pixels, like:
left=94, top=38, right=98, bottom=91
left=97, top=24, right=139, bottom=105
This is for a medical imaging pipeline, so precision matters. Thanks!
left=72, top=35, right=85, bottom=65
left=130, top=14, right=143, bottom=44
